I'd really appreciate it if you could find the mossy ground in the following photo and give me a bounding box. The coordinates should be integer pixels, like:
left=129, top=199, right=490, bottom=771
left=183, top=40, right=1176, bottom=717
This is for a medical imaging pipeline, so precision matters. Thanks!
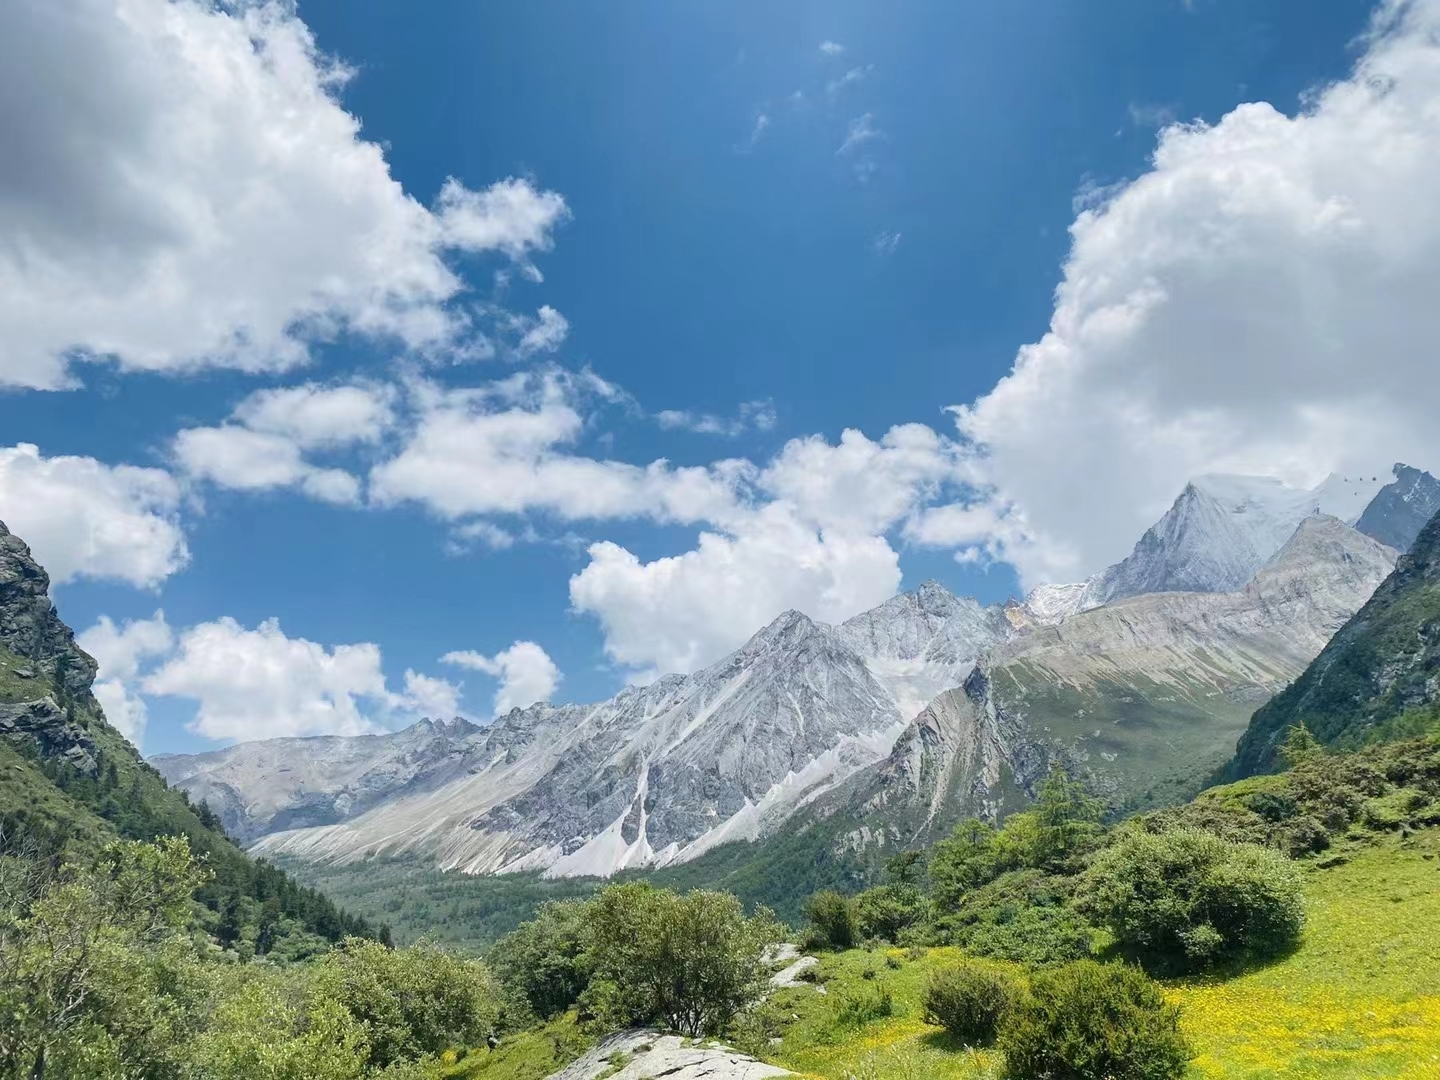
left=458, top=829, right=1440, bottom=1080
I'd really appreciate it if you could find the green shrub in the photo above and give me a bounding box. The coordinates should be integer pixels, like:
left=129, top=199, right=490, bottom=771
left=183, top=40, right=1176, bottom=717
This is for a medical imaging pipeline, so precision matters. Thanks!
left=998, top=960, right=1191, bottom=1080
left=853, top=884, right=927, bottom=943
left=803, top=889, right=859, bottom=951
left=1080, top=827, right=1304, bottom=972
left=832, top=983, right=894, bottom=1028
left=934, top=868, right=1096, bottom=966
left=487, top=899, right=590, bottom=1021
left=923, top=962, right=1016, bottom=1046
left=583, top=883, right=780, bottom=1036
left=313, top=937, right=499, bottom=1069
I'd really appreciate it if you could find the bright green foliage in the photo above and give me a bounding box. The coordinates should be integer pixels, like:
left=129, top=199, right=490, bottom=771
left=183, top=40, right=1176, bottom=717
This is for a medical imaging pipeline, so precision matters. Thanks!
left=187, top=975, right=373, bottom=1080
left=486, top=899, right=590, bottom=1021
left=998, top=960, right=1191, bottom=1080
left=314, top=937, right=499, bottom=1069
left=922, top=962, right=1016, bottom=1046
left=803, top=889, right=859, bottom=951
left=0, top=835, right=210, bottom=1080
left=1080, top=827, right=1305, bottom=972
left=581, top=883, right=780, bottom=1036
left=853, top=884, right=927, bottom=944
left=936, top=869, right=1096, bottom=967
left=1031, top=767, right=1106, bottom=869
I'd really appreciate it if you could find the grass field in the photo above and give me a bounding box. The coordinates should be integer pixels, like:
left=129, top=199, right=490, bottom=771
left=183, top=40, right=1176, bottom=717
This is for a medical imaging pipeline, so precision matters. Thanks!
left=455, top=828, right=1440, bottom=1080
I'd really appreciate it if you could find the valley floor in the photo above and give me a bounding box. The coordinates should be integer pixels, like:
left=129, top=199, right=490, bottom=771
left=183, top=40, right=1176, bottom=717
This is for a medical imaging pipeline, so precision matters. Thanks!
left=456, top=829, right=1440, bottom=1080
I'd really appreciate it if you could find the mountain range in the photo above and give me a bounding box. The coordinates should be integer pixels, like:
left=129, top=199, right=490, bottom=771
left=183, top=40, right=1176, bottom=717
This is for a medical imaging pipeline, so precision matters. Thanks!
left=153, top=465, right=1438, bottom=879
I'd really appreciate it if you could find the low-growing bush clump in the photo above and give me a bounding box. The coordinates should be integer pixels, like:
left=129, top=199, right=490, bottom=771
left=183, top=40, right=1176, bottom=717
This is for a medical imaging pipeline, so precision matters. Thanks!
left=1080, top=827, right=1305, bottom=972
left=998, top=960, right=1191, bottom=1080
left=923, top=961, right=1016, bottom=1046
left=803, top=889, right=859, bottom=951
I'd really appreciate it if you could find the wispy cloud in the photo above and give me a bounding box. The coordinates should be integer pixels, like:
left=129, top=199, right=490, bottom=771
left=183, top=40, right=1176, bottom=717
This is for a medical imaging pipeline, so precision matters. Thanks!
left=1127, top=101, right=1177, bottom=129
left=873, top=230, right=902, bottom=257
left=838, top=112, right=881, bottom=155
left=826, top=64, right=873, bottom=96
left=819, top=40, right=845, bottom=56
left=737, top=111, right=772, bottom=153
left=656, top=400, right=777, bottom=437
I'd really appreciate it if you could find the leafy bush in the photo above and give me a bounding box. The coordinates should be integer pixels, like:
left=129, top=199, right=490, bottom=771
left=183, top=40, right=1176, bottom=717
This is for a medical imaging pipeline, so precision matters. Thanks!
left=487, top=899, right=590, bottom=1020
left=923, top=962, right=1016, bottom=1046
left=803, top=889, right=859, bottom=951
left=584, top=883, right=780, bottom=1036
left=314, top=937, right=499, bottom=1069
left=853, top=884, right=927, bottom=943
left=997, top=960, right=1191, bottom=1080
left=1080, top=827, right=1304, bottom=972
left=831, top=983, right=894, bottom=1028
left=934, top=868, right=1096, bottom=966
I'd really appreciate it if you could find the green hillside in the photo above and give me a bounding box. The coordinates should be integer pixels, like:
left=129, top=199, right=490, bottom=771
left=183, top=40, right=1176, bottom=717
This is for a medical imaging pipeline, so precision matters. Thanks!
left=0, top=522, right=380, bottom=953
left=1227, top=509, right=1440, bottom=778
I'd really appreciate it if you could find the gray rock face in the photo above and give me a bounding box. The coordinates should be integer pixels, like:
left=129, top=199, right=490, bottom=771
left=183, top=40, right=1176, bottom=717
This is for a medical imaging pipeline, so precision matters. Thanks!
left=0, top=697, right=98, bottom=775
left=163, top=585, right=1010, bottom=877
left=151, top=717, right=481, bottom=843
left=544, top=1031, right=793, bottom=1080
left=0, top=521, right=98, bottom=698
left=1355, top=463, right=1440, bottom=553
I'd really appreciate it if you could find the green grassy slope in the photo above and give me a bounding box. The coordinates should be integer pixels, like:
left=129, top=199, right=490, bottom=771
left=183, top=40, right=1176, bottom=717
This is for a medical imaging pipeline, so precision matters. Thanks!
left=764, top=831, right=1440, bottom=1079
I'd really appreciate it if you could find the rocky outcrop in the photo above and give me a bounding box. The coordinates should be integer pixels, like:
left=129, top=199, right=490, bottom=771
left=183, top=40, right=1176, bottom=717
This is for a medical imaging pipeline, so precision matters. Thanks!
left=0, top=521, right=98, bottom=698
left=544, top=1031, right=792, bottom=1080
left=0, top=696, right=98, bottom=775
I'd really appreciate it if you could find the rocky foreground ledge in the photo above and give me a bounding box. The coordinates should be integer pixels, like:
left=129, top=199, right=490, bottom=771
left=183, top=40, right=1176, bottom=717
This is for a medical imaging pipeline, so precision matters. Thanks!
left=545, top=1030, right=794, bottom=1080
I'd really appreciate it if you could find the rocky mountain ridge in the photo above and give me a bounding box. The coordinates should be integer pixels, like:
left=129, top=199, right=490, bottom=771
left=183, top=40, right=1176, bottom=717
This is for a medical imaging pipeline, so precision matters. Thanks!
left=826, top=514, right=1399, bottom=850
left=1227, top=501, right=1440, bottom=777
left=1018, top=470, right=1403, bottom=623
left=154, top=471, right=1422, bottom=881
left=166, top=592, right=1010, bottom=878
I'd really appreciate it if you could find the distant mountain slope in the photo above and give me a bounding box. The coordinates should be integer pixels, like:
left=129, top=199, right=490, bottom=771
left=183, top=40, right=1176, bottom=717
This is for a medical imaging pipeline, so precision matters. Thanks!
left=1022, top=470, right=1394, bottom=623
left=1354, top=463, right=1440, bottom=553
left=1227, top=506, right=1440, bottom=778
left=162, top=585, right=1011, bottom=878
left=828, top=515, right=1398, bottom=846
left=0, top=520, right=377, bottom=945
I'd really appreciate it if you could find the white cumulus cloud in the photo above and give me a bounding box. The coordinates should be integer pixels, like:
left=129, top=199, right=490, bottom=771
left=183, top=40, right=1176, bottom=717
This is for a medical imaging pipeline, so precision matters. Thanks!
left=950, top=0, right=1440, bottom=587
left=143, top=617, right=393, bottom=741
left=0, top=444, right=187, bottom=587
left=77, top=610, right=173, bottom=746
left=0, top=0, right=567, bottom=389
left=442, top=641, right=561, bottom=715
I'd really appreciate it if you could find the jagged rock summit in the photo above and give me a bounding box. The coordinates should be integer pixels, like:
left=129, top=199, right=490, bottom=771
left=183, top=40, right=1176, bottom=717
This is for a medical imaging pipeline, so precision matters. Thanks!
left=1019, top=469, right=1405, bottom=623
left=820, top=513, right=1400, bottom=848
left=1354, top=463, right=1440, bottom=553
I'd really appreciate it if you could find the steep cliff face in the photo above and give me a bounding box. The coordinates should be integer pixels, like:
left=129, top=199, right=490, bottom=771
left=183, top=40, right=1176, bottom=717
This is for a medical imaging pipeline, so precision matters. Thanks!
left=0, top=521, right=102, bottom=777
left=0, top=521, right=98, bottom=700
left=1354, top=463, right=1440, bottom=553
left=1228, top=506, right=1440, bottom=778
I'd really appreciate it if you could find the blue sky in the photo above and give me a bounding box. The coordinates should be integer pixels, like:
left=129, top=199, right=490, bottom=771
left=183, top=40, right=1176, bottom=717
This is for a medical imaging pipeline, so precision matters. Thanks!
left=8, top=0, right=1439, bottom=755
